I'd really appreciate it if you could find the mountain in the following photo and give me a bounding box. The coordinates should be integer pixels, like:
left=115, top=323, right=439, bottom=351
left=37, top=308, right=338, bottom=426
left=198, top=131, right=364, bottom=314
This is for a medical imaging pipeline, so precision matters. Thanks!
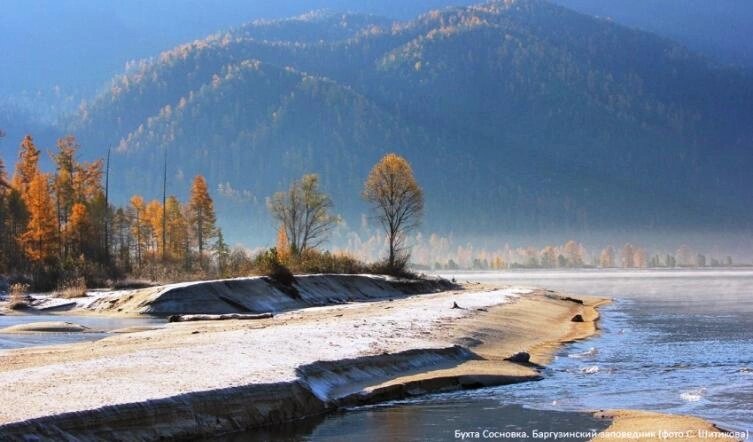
left=0, top=1, right=479, bottom=100
left=4, top=0, right=752, bottom=131
left=550, top=0, right=753, bottom=68
left=67, top=0, right=753, bottom=244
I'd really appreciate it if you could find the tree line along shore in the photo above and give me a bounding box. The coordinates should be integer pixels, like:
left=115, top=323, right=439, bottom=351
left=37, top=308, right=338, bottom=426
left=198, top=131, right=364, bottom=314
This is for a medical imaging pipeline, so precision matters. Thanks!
left=0, top=131, right=424, bottom=294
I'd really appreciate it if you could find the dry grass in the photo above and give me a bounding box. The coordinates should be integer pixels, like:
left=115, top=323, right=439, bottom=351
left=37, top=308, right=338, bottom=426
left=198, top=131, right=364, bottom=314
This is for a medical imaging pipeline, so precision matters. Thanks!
left=8, top=283, right=32, bottom=310
left=54, top=277, right=88, bottom=299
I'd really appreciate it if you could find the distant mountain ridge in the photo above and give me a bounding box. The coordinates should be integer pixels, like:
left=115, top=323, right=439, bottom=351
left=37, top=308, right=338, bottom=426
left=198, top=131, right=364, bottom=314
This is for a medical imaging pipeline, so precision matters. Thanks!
left=67, top=0, right=753, bottom=244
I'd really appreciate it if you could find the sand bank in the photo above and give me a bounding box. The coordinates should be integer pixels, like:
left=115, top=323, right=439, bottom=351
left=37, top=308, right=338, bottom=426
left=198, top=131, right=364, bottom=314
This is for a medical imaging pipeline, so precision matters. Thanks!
left=27, top=274, right=454, bottom=316
left=0, top=321, right=91, bottom=333
left=0, top=279, right=604, bottom=440
left=594, top=410, right=743, bottom=441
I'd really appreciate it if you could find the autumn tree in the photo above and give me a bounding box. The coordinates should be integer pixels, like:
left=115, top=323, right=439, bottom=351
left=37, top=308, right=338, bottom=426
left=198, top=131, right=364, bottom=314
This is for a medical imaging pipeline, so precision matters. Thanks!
left=540, top=246, right=557, bottom=268
left=21, top=174, right=58, bottom=262
left=0, top=132, right=11, bottom=270
left=146, top=200, right=164, bottom=257
left=491, top=256, right=506, bottom=270
left=633, top=247, right=648, bottom=268
left=363, top=153, right=424, bottom=271
left=64, top=203, right=90, bottom=258
left=188, top=175, right=217, bottom=264
left=276, top=224, right=291, bottom=263
left=1, top=189, right=28, bottom=269
left=563, top=240, right=584, bottom=267
left=599, top=246, right=615, bottom=268
left=111, top=207, right=132, bottom=270
left=13, top=135, right=41, bottom=196
left=129, top=195, right=148, bottom=266
left=164, top=196, right=188, bottom=262
left=269, top=174, right=337, bottom=255
left=621, top=243, right=635, bottom=268
left=53, top=136, right=77, bottom=240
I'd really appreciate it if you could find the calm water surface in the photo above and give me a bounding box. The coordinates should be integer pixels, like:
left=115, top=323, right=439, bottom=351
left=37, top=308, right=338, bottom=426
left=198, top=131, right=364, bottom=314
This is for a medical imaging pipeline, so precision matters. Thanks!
left=0, top=314, right=163, bottom=349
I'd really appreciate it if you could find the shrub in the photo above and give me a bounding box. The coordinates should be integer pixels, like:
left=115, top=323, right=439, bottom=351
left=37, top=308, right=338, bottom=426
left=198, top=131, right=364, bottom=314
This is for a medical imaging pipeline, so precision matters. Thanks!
left=55, top=277, right=88, bottom=299
left=8, top=283, right=32, bottom=310
left=367, top=259, right=417, bottom=279
left=290, top=250, right=367, bottom=274
left=267, top=262, right=295, bottom=287
left=253, top=248, right=295, bottom=286
left=110, top=279, right=157, bottom=290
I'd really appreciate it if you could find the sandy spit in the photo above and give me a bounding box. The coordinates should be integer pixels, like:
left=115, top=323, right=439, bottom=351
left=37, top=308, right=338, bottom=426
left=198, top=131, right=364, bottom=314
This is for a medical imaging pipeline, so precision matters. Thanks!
left=0, top=279, right=726, bottom=441
left=594, top=410, right=744, bottom=442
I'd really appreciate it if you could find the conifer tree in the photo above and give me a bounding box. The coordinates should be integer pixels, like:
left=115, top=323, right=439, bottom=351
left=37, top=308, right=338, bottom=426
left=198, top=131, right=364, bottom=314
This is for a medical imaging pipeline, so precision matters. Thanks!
left=53, top=136, right=77, bottom=232
left=276, top=224, right=290, bottom=263
left=13, top=135, right=41, bottom=197
left=130, top=195, right=147, bottom=266
left=146, top=200, right=164, bottom=257
left=164, top=195, right=188, bottom=262
left=112, top=207, right=132, bottom=270
left=188, top=176, right=217, bottom=264
left=65, top=202, right=90, bottom=258
left=21, top=174, right=58, bottom=262
left=214, top=229, right=230, bottom=276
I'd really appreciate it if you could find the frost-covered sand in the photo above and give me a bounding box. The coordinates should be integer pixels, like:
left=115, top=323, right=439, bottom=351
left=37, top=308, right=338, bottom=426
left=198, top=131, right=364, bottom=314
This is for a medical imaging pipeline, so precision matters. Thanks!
left=0, top=276, right=728, bottom=441
left=0, top=286, right=529, bottom=422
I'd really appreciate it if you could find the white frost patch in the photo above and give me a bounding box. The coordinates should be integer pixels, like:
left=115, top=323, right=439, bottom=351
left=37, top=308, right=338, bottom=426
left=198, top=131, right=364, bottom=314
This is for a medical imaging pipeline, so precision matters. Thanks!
left=31, top=290, right=129, bottom=311
left=0, top=286, right=526, bottom=424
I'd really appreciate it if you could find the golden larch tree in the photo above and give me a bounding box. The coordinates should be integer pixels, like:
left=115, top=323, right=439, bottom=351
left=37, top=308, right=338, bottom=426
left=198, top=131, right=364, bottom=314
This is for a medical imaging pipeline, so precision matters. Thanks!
left=276, top=224, right=290, bottom=263
left=188, top=175, right=217, bottom=261
left=145, top=200, right=164, bottom=257
left=621, top=243, right=635, bottom=268
left=129, top=195, right=148, bottom=266
left=21, top=174, right=58, bottom=262
left=164, top=195, right=188, bottom=261
left=633, top=247, right=648, bottom=268
left=563, top=240, right=584, bottom=267
left=65, top=202, right=90, bottom=258
left=599, top=246, right=615, bottom=268
left=13, top=135, right=41, bottom=196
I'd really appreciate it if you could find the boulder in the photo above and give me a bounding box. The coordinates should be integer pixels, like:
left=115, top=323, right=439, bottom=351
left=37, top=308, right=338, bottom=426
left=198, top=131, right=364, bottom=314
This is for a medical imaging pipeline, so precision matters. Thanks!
left=505, top=352, right=531, bottom=363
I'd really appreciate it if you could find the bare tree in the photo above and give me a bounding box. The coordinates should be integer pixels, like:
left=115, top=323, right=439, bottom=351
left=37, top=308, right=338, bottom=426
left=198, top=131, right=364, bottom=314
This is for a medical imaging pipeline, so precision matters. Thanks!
left=269, top=174, right=337, bottom=254
left=363, top=153, right=424, bottom=270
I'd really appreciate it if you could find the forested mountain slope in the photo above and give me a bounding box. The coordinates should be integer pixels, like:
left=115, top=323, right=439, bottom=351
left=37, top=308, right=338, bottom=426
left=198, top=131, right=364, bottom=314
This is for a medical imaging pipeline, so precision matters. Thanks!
left=69, top=0, right=753, bottom=243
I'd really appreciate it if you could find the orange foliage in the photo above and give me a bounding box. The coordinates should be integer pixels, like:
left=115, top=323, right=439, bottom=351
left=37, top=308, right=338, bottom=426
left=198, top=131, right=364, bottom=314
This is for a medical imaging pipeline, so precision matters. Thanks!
left=21, top=174, right=58, bottom=262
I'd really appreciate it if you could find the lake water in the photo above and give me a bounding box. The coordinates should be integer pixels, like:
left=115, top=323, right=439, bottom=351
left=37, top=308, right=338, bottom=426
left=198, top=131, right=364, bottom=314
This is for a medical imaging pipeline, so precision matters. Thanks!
left=0, top=314, right=163, bottom=350
left=258, top=269, right=753, bottom=440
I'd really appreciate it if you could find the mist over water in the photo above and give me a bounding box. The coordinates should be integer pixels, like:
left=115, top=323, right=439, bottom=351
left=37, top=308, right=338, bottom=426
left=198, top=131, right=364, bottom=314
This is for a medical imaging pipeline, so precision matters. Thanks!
left=268, top=269, right=753, bottom=440
left=440, top=270, right=753, bottom=433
